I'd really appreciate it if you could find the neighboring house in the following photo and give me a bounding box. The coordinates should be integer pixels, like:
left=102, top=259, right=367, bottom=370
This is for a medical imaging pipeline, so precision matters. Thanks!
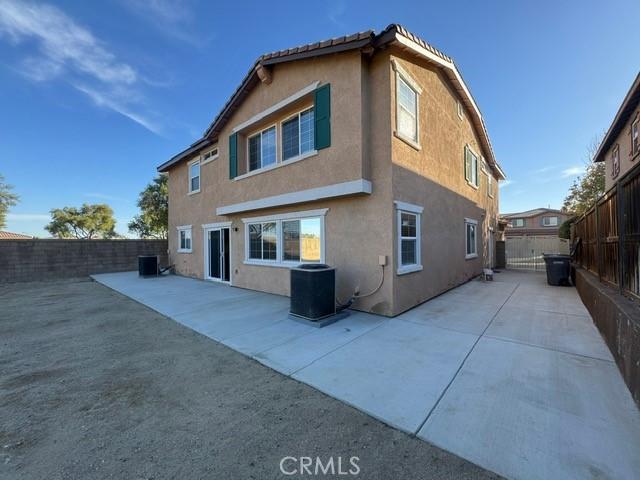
left=502, top=208, right=571, bottom=237
left=158, top=24, right=506, bottom=317
left=594, top=71, right=640, bottom=190
left=0, top=231, right=33, bottom=239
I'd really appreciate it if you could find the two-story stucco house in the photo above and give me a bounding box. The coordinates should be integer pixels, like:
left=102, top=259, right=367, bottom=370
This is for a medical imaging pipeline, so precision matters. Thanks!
left=502, top=208, right=571, bottom=238
left=158, top=24, right=506, bottom=317
left=594, top=72, right=640, bottom=190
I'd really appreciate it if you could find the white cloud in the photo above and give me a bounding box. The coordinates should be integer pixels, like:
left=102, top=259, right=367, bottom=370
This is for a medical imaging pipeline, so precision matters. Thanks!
left=6, top=213, right=49, bottom=221
left=0, top=0, right=162, bottom=134
left=534, top=165, right=556, bottom=174
left=499, top=180, right=513, bottom=188
left=561, top=166, right=585, bottom=178
left=327, top=0, right=347, bottom=26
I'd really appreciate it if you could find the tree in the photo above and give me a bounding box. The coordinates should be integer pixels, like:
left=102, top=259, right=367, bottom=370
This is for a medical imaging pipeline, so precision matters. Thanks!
left=558, top=217, right=575, bottom=239
left=0, top=174, right=19, bottom=230
left=562, top=134, right=606, bottom=217
left=46, top=204, right=118, bottom=239
left=128, top=174, right=168, bottom=239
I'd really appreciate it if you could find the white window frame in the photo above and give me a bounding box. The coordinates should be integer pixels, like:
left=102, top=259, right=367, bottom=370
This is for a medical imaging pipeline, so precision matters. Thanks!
left=177, top=225, right=192, bottom=253
left=512, top=218, right=525, bottom=228
left=612, top=145, right=620, bottom=178
left=457, top=100, right=464, bottom=120
left=632, top=117, right=639, bottom=156
left=201, top=145, right=219, bottom=164
left=242, top=209, right=327, bottom=268
left=280, top=106, right=317, bottom=163
left=465, top=218, right=478, bottom=259
left=394, top=201, right=423, bottom=275
left=188, top=160, right=200, bottom=194
left=247, top=124, right=277, bottom=173
left=465, top=145, right=480, bottom=188
left=392, top=59, right=422, bottom=150
left=542, top=216, right=559, bottom=227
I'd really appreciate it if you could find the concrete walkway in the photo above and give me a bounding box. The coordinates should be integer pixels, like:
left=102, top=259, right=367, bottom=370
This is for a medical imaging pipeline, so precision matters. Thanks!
left=92, top=270, right=640, bottom=480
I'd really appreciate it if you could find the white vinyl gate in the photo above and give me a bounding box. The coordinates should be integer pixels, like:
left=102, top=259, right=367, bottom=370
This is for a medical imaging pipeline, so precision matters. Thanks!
left=506, top=236, right=570, bottom=271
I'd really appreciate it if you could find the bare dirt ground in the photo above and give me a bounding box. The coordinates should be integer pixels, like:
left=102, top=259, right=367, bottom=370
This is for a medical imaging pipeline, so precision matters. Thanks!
left=0, top=278, right=500, bottom=479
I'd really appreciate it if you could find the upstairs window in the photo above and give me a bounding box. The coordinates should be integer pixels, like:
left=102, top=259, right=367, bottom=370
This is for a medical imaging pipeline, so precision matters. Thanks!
left=465, top=219, right=478, bottom=259
left=248, top=126, right=276, bottom=172
left=542, top=216, right=558, bottom=227
left=189, top=161, right=200, bottom=193
left=632, top=117, right=639, bottom=156
left=457, top=100, right=464, bottom=119
left=512, top=218, right=525, bottom=227
left=397, top=76, right=419, bottom=143
left=488, top=173, right=494, bottom=198
left=282, top=108, right=315, bottom=161
left=202, top=146, right=218, bottom=163
left=612, top=145, right=620, bottom=178
left=464, top=146, right=479, bottom=188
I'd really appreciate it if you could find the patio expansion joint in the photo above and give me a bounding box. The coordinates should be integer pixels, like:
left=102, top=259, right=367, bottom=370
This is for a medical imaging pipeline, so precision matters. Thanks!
left=412, top=280, right=522, bottom=435
left=482, top=334, right=615, bottom=364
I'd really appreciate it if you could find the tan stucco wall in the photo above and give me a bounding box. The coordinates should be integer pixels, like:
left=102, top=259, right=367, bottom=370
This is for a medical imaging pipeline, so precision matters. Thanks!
left=603, top=105, right=640, bottom=191
left=388, top=49, right=500, bottom=315
left=167, top=50, right=397, bottom=316
left=166, top=46, right=501, bottom=317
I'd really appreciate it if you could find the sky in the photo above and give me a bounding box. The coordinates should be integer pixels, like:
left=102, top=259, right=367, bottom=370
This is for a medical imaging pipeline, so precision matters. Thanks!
left=1, top=0, right=639, bottom=237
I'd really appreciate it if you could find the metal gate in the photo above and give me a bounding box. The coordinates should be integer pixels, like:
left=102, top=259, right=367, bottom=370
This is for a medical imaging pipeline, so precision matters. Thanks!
left=506, top=236, right=570, bottom=271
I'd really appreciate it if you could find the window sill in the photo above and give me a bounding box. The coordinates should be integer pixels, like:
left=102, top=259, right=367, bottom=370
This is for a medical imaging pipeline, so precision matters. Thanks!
left=397, top=264, right=423, bottom=275
left=201, top=156, right=218, bottom=166
left=188, top=189, right=200, bottom=196
left=394, top=131, right=421, bottom=151
left=243, top=260, right=317, bottom=269
left=466, top=181, right=479, bottom=190
left=177, top=249, right=192, bottom=254
left=234, top=150, right=318, bottom=181
left=465, top=253, right=478, bottom=260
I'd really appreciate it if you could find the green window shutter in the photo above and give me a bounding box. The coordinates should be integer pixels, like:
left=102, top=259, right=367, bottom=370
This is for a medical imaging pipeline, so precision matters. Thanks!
left=314, top=83, right=331, bottom=150
left=464, top=146, right=471, bottom=182
left=229, top=133, right=237, bottom=179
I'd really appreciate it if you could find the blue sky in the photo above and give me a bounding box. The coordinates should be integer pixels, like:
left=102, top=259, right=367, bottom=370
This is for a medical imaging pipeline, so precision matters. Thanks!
left=1, top=0, right=638, bottom=237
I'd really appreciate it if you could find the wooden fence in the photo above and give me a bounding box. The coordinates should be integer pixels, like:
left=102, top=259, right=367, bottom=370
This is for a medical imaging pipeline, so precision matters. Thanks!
left=573, top=161, right=640, bottom=299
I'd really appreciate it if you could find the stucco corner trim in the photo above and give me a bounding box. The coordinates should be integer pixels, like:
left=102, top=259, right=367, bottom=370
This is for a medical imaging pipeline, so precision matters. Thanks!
left=394, top=200, right=424, bottom=214
left=217, top=179, right=372, bottom=216
left=231, top=81, right=320, bottom=134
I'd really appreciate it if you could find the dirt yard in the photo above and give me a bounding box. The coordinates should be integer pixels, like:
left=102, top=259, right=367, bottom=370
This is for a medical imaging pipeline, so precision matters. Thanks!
left=0, top=278, right=499, bottom=479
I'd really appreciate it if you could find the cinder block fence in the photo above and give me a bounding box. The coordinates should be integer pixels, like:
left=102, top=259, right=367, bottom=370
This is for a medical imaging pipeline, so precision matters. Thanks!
left=0, top=239, right=168, bottom=283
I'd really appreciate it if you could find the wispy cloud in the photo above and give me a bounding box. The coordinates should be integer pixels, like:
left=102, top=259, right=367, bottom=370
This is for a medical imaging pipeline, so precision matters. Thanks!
left=0, top=0, right=162, bottom=134
left=6, top=213, right=49, bottom=221
left=120, top=0, right=208, bottom=47
left=533, top=165, right=557, bottom=174
left=499, top=180, right=514, bottom=188
left=561, top=166, right=585, bottom=178
left=327, top=0, right=347, bottom=26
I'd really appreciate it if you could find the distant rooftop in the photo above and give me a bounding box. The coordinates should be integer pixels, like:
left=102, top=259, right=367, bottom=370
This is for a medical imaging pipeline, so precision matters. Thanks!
left=0, top=231, right=33, bottom=239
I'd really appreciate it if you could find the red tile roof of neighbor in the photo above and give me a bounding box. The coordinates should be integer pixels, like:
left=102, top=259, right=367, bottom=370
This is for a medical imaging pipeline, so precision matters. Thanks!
left=0, top=231, right=33, bottom=239
left=158, top=24, right=505, bottom=180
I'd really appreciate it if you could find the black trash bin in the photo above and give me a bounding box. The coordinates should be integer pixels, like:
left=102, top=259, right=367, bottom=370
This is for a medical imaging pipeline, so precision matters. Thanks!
left=543, top=254, right=571, bottom=286
left=290, top=264, right=335, bottom=321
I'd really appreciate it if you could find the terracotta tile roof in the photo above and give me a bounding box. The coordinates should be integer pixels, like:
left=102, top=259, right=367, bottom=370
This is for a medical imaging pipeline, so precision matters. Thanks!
left=158, top=24, right=505, bottom=179
left=0, top=231, right=33, bottom=239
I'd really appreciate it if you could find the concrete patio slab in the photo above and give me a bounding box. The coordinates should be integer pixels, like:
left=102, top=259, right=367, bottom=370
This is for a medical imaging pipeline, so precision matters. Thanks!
left=399, top=295, right=500, bottom=335
left=418, top=337, right=640, bottom=480
left=486, top=306, right=613, bottom=361
left=254, top=312, right=386, bottom=375
left=92, top=270, right=640, bottom=480
left=292, top=319, right=477, bottom=432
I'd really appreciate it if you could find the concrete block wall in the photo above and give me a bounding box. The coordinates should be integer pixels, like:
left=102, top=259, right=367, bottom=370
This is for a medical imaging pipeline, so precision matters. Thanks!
left=575, top=268, right=640, bottom=407
left=0, top=239, right=168, bottom=283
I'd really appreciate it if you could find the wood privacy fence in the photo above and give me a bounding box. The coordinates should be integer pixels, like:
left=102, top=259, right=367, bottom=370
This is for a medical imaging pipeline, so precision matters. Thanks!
left=573, top=161, right=640, bottom=299
left=506, top=236, right=570, bottom=271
